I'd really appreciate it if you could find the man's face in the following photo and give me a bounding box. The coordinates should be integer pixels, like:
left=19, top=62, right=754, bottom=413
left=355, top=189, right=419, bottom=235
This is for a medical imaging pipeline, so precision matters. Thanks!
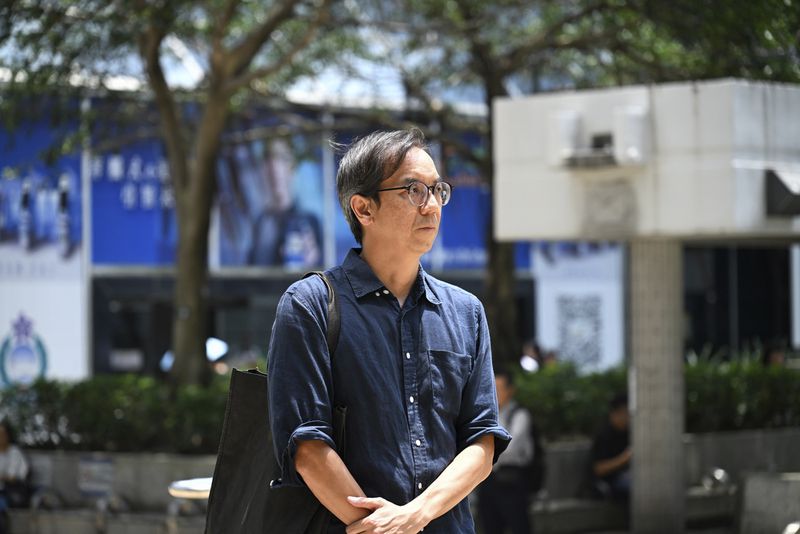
left=367, top=147, right=442, bottom=256
left=610, top=406, right=630, bottom=431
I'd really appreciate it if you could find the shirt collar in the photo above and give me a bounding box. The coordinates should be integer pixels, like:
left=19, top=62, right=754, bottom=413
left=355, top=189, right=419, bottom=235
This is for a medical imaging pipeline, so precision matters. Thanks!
left=419, top=265, right=442, bottom=306
left=342, top=248, right=441, bottom=306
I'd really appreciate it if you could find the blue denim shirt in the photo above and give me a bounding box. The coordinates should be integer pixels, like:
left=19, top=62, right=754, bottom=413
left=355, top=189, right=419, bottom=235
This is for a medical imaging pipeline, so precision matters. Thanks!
left=268, top=249, right=511, bottom=533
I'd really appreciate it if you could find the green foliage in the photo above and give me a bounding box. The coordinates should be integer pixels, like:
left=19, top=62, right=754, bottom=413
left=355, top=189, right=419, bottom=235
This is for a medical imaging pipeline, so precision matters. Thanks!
left=0, top=374, right=229, bottom=454
left=514, top=361, right=800, bottom=440
left=163, top=379, right=230, bottom=453
left=514, top=363, right=627, bottom=440
left=1, top=362, right=799, bottom=453
left=685, top=360, right=800, bottom=433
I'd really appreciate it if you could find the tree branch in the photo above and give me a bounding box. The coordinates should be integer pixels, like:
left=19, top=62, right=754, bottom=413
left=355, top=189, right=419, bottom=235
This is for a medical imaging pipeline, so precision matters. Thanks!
left=93, top=126, right=163, bottom=153
left=498, top=0, right=615, bottom=75
left=138, top=23, right=190, bottom=191
left=224, top=1, right=331, bottom=95
left=452, top=0, right=507, bottom=100
left=213, top=0, right=241, bottom=48
left=224, top=0, right=304, bottom=78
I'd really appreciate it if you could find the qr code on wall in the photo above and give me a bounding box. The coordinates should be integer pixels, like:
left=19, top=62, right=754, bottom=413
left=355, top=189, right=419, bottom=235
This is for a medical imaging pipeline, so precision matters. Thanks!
left=557, top=295, right=602, bottom=367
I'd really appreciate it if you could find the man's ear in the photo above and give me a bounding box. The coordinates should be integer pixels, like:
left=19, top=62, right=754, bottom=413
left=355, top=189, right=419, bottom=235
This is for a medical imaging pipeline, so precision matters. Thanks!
left=350, top=194, right=375, bottom=227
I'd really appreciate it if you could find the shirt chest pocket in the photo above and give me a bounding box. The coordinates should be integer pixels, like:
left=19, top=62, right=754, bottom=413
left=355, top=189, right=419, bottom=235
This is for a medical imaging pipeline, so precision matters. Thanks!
left=427, top=349, right=472, bottom=419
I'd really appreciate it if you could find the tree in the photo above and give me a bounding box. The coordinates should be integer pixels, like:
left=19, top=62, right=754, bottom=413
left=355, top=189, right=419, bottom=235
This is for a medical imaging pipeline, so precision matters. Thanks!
left=349, top=0, right=798, bottom=367
left=2, top=0, right=340, bottom=385
left=351, top=0, right=646, bottom=366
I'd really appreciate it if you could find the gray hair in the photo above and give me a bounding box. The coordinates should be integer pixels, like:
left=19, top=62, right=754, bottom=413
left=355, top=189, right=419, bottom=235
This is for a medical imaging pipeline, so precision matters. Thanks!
left=336, top=128, right=429, bottom=244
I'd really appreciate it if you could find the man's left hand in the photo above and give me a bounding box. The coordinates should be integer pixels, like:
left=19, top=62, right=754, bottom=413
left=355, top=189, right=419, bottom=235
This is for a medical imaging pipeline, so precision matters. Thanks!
left=345, top=496, right=429, bottom=534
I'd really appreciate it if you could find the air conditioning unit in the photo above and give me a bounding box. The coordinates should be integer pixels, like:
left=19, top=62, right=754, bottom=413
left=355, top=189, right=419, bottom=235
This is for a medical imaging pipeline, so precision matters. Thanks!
left=548, top=106, right=649, bottom=169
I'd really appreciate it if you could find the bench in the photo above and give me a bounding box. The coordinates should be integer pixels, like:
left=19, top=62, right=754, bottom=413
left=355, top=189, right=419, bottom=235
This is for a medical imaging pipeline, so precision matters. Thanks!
left=529, top=485, right=737, bottom=533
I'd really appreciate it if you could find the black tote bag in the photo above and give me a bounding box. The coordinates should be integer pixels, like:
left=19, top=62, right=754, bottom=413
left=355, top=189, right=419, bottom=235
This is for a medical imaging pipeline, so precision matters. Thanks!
left=205, top=272, right=342, bottom=534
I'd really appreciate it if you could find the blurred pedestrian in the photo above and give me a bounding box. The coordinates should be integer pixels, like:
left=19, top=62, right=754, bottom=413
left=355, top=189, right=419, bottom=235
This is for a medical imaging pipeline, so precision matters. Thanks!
left=520, top=338, right=542, bottom=373
left=762, top=340, right=787, bottom=368
left=590, top=392, right=630, bottom=502
left=0, top=421, right=30, bottom=534
left=477, top=368, right=534, bottom=534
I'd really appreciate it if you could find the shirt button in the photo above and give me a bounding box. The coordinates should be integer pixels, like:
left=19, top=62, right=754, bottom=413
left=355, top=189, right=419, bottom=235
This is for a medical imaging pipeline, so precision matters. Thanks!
left=405, top=352, right=411, bottom=359
left=382, top=289, right=389, bottom=294
left=409, top=396, right=415, bottom=404
left=418, top=483, right=423, bottom=490
left=415, top=439, right=421, bottom=446
left=374, top=291, right=380, bottom=297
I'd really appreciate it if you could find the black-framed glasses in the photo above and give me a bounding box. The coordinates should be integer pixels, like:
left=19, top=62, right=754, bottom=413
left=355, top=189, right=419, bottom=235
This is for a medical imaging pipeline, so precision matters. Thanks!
left=376, top=180, right=452, bottom=207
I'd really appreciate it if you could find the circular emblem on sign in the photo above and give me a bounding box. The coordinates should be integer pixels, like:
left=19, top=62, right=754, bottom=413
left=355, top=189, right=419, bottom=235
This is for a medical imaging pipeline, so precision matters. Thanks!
left=0, top=313, right=48, bottom=386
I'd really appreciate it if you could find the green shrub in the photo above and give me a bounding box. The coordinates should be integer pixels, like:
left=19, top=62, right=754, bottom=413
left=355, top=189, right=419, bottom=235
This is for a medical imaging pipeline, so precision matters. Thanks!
left=514, top=361, right=800, bottom=440
left=514, top=363, right=626, bottom=440
left=0, top=362, right=798, bottom=453
left=162, top=378, right=229, bottom=454
left=685, top=360, right=800, bottom=433
left=0, top=374, right=228, bottom=454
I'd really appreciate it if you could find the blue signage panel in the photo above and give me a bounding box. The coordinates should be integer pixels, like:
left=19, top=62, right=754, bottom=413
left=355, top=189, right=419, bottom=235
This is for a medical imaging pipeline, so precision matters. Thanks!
left=0, top=120, right=82, bottom=257
left=90, top=139, right=177, bottom=265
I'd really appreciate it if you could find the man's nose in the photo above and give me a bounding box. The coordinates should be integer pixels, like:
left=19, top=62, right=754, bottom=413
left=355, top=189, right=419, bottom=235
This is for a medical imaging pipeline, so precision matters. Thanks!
left=419, top=188, right=440, bottom=214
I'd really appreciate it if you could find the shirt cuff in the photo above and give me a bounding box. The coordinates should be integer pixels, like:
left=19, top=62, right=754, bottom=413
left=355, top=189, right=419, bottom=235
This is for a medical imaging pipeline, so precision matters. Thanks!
left=461, top=424, right=512, bottom=464
left=276, top=422, right=336, bottom=488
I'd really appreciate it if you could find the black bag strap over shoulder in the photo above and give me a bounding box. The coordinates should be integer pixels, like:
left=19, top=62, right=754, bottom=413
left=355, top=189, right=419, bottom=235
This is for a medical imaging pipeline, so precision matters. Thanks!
left=302, top=271, right=340, bottom=357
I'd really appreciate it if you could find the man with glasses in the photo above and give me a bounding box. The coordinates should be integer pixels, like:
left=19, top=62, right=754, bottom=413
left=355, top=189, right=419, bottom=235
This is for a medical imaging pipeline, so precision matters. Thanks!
left=268, top=128, right=510, bottom=533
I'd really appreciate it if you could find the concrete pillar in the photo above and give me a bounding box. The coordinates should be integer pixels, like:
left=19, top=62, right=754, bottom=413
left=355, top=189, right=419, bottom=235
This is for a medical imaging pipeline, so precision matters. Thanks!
left=629, top=239, right=685, bottom=533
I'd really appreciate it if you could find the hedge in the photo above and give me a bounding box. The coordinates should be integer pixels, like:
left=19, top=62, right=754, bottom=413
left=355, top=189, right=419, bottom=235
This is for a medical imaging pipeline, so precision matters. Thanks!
left=515, top=360, right=800, bottom=440
left=1, top=361, right=798, bottom=453
left=0, top=374, right=229, bottom=454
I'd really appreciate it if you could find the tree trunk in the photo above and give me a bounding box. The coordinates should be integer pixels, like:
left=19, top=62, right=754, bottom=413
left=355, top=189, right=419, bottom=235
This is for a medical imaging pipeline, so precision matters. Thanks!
left=484, top=79, right=519, bottom=369
left=171, top=209, right=210, bottom=386
left=170, top=97, right=229, bottom=386
left=485, top=237, right=519, bottom=368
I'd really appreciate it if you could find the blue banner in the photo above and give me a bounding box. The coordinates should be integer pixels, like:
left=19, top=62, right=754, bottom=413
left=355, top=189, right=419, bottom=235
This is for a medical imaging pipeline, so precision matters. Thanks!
left=0, top=121, right=82, bottom=261
left=90, top=139, right=177, bottom=265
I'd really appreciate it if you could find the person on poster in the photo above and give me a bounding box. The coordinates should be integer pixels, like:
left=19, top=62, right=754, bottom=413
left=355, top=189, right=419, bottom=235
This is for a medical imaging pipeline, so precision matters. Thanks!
left=217, top=137, right=323, bottom=268
left=268, top=129, right=510, bottom=533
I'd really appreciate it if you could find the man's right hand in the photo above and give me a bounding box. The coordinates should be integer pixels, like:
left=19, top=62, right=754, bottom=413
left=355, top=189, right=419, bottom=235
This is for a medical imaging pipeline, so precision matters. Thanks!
left=345, top=496, right=429, bottom=534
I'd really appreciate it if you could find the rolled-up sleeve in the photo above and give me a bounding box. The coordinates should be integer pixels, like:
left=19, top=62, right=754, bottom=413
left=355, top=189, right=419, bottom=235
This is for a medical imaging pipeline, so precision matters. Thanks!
left=267, top=281, right=335, bottom=487
left=455, top=301, right=511, bottom=463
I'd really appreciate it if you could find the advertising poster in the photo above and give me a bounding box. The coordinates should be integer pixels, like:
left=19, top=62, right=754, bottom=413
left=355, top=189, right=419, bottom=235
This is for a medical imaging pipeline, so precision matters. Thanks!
left=214, top=132, right=325, bottom=270
left=92, top=109, right=325, bottom=271
left=0, top=120, right=88, bottom=385
left=533, top=242, right=625, bottom=372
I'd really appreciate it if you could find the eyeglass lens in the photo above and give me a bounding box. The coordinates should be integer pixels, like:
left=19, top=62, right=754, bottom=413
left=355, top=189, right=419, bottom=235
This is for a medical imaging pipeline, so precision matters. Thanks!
left=409, top=181, right=451, bottom=207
